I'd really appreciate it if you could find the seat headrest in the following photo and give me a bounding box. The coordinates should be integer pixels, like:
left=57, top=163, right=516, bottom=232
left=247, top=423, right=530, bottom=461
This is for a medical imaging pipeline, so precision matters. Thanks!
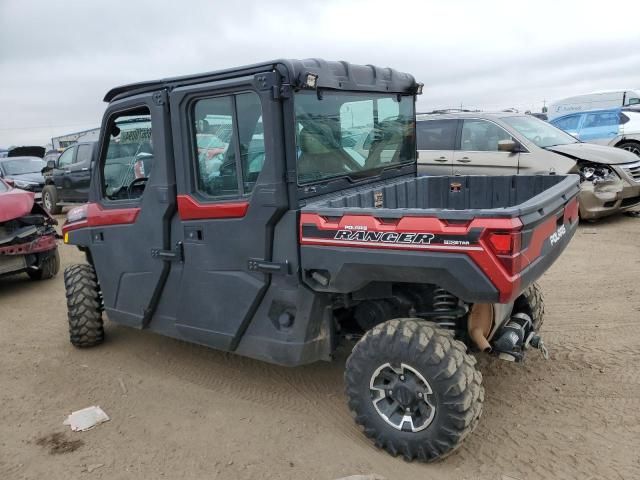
left=299, top=129, right=333, bottom=155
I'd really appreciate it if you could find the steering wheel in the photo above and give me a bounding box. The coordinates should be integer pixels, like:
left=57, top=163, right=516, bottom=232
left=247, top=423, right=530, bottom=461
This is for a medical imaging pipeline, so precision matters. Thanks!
left=533, top=135, right=542, bottom=144
left=126, top=177, right=148, bottom=199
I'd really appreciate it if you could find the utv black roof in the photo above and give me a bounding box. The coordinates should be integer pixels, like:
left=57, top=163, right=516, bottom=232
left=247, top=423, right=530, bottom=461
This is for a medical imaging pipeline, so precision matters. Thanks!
left=104, top=58, right=419, bottom=102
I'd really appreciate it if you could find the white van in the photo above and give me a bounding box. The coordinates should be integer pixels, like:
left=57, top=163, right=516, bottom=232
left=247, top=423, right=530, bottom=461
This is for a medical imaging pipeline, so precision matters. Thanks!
left=548, top=90, right=640, bottom=120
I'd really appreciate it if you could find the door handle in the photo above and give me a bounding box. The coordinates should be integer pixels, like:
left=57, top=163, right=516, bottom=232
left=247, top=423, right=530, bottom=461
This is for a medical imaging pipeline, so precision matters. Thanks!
left=456, top=157, right=471, bottom=163
left=81, top=167, right=89, bottom=171
left=434, top=157, right=448, bottom=163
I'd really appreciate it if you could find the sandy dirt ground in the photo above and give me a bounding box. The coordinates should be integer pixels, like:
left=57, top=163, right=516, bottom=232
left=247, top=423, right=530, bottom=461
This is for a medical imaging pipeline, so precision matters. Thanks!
left=1, top=212, right=639, bottom=480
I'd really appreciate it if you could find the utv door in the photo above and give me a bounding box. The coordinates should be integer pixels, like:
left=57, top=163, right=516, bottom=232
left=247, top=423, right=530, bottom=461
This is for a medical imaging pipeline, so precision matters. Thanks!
left=169, top=77, right=287, bottom=351
left=87, top=91, right=175, bottom=328
left=454, top=119, right=519, bottom=175
left=416, top=119, right=457, bottom=175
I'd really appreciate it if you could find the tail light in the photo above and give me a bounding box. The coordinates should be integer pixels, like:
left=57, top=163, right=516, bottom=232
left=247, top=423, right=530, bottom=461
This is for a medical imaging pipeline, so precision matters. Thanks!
left=486, top=231, right=523, bottom=276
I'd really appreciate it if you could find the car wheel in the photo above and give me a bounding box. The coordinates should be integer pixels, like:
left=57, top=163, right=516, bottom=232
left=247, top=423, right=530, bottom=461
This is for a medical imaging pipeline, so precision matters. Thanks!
left=345, top=318, right=484, bottom=462
left=27, top=248, right=60, bottom=280
left=42, top=185, right=62, bottom=214
left=64, top=263, right=104, bottom=348
left=514, top=282, right=545, bottom=330
left=617, top=141, right=640, bottom=157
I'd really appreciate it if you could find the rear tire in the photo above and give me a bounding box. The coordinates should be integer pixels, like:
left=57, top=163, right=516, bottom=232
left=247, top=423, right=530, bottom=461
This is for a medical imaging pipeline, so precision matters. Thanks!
left=42, top=185, right=61, bottom=214
left=345, top=319, right=484, bottom=462
left=27, top=249, right=60, bottom=280
left=64, top=264, right=104, bottom=348
left=515, top=282, right=545, bottom=330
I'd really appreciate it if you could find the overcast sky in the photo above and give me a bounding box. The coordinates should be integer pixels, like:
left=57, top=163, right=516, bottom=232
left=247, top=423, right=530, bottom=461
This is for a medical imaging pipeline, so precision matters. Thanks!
left=1, top=0, right=639, bottom=147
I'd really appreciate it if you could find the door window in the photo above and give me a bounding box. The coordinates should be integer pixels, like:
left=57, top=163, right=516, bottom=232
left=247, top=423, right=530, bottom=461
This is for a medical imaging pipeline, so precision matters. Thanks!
left=552, top=115, right=581, bottom=131
left=582, top=111, right=619, bottom=128
left=101, top=107, right=153, bottom=200
left=76, top=144, right=93, bottom=164
left=416, top=120, right=457, bottom=150
left=58, top=147, right=75, bottom=167
left=192, top=92, right=264, bottom=198
left=460, top=119, right=513, bottom=151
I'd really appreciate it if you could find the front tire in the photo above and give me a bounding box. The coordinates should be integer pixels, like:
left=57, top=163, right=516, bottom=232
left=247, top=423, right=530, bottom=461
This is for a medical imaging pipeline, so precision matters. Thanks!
left=27, top=249, right=60, bottom=280
left=42, top=185, right=61, bottom=214
left=617, top=141, right=640, bottom=157
left=345, top=319, right=484, bottom=462
left=64, top=264, right=104, bottom=348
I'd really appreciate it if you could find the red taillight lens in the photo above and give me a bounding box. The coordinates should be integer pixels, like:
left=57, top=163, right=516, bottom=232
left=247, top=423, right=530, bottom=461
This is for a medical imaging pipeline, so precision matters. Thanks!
left=487, top=231, right=523, bottom=276
left=488, top=232, right=513, bottom=254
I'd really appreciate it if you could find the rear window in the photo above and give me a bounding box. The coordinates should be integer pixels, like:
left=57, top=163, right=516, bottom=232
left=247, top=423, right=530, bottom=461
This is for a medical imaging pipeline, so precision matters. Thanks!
left=417, top=120, right=457, bottom=150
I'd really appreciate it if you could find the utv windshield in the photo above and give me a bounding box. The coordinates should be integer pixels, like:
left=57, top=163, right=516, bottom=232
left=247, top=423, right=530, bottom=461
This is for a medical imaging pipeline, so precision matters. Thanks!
left=294, top=91, right=415, bottom=184
left=501, top=115, right=579, bottom=148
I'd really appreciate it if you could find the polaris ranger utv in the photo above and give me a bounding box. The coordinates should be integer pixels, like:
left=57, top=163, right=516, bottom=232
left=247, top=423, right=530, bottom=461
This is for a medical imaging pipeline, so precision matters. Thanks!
left=62, top=59, right=579, bottom=462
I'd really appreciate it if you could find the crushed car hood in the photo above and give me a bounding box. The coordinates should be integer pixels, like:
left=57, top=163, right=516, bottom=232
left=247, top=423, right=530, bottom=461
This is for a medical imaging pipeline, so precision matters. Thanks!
left=0, top=188, right=35, bottom=222
left=546, top=143, right=639, bottom=165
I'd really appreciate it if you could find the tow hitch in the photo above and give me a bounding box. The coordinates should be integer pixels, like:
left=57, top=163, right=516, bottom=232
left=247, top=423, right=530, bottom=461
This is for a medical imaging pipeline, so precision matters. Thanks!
left=493, top=312, right=549, bottom=361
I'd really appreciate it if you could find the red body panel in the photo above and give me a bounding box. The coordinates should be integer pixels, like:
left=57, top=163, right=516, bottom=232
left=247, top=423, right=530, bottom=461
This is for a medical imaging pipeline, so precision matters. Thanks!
left=300, top=196, right=579, bottom=303
left=62, top=203, right=140, bottom=234
left=0, top=188, right=35, bottom=223
left=177, top=194, right=249, bottom=220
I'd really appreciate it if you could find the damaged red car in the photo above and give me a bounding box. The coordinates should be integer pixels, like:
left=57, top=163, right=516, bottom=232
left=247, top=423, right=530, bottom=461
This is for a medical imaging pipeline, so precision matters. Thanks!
left=0, top=177, right=59, bottom=280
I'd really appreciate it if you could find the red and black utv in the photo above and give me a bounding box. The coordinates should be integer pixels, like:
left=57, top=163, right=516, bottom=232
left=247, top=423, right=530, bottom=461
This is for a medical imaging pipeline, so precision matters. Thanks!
left=62, top=59, right=579, bottom=461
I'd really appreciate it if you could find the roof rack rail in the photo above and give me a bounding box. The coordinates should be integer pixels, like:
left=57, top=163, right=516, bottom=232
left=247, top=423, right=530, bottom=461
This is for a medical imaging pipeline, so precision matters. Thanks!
left=417, top=108, right=482, bottom=115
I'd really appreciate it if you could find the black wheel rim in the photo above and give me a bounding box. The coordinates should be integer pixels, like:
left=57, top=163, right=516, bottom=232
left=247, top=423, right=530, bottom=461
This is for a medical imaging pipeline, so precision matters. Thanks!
left=623, top=145, right=640, bottom=156
left=369, top=363, right=436, bottom=432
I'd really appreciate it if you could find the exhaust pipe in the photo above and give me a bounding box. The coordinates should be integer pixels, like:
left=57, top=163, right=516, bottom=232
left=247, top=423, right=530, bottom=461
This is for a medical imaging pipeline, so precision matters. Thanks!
left=468, top=303, right=493, bottom=352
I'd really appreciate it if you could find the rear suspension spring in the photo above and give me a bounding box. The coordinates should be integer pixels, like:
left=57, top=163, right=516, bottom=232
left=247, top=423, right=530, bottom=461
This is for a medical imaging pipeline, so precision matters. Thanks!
left=432, top=288, right=459, bottom=328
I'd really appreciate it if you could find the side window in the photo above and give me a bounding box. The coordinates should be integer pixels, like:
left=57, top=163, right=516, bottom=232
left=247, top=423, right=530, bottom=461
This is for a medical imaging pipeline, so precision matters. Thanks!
left=76, top=144, right=93, bottom=164
left=461, top=119, right=512, bottom=152
left=58, top=147, right=75, bottom=167
left=582, top=111, right=618, bottom=128
left=416, top=120, right=457, bottom=150
left=101, top=107, right=153, bottom=200
left=192, top=92, right=264, bottom=198
left=620, top=113, right=630, bottom=125
left=553, top=115, right=581, bottom=131
left=236, top=93, right=265, bottom=193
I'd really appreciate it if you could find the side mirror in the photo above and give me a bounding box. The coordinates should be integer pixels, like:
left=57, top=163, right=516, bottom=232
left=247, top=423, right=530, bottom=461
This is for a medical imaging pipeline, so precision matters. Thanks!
left=498, top=139, right=519, bottom=152
left=47, top=160, right=56, bottom=169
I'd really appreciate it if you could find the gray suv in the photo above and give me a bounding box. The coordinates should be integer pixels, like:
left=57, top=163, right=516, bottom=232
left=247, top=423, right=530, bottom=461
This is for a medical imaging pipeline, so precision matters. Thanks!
left=417, top=112, right=640, bottom=220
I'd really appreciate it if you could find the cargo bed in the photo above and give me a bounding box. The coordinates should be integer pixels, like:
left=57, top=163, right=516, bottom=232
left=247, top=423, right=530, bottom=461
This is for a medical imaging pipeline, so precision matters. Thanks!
left=304, top=174, right=579, bottom=221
